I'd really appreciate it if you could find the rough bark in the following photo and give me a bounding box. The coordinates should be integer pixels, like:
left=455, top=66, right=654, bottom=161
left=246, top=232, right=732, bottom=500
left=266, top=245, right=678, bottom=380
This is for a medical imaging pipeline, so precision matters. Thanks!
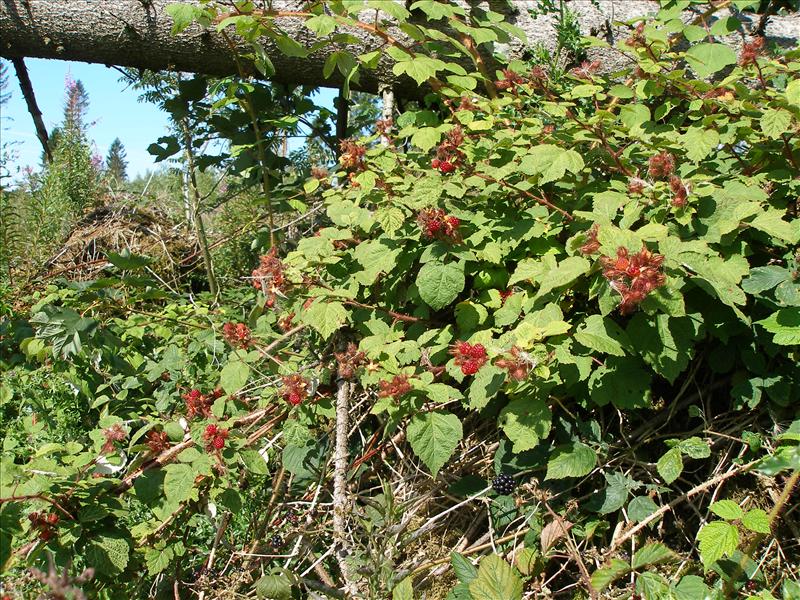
left=10, top=56, right=51, bottom=162
left=1, top=1, right=798, bottom=100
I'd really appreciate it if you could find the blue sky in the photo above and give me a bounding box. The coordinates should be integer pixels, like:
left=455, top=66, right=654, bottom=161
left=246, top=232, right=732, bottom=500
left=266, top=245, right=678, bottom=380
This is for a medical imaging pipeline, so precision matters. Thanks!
left=1, top=58, right=339, bottom=185
left=1, top=58, right=172, bottom=182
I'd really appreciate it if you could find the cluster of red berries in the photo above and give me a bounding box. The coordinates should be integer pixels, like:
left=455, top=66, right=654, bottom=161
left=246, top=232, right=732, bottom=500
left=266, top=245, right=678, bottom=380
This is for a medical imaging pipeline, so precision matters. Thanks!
left=600, top=246, right=666, bottom=315
left=739, top=37, right=764, bottom=67
left=580, top=224, right=601, bottom=256
left=334, top=342, right=367, bottom=380
left=494, top=347, right=530, bottom=381
left=252, top=248, right=287, bottom=309
left=28, top=512, right=59, bottom=541
left=432, top=126, right=465, bottom=174
left=222, top=322, right=251, bottom=349
left=145, top=430, right=171, bottom=454
left=669, top=176, right=688, bottom=208
left=648, top=152, right=675, bottom=180
left=100, top=423, right=127, bottom=455
left=378, top=375, right=412, bottom=400
left=417, top=208, right=461, bottom=242
left=279, top=374, right=309, bottom=406
left=203, top=424, right=229, bottom=451
left=450, top=342, right=488, bottom=376
left=339, top=139, right=366, bottom=170
left=183, top=388, right=224, bottom=419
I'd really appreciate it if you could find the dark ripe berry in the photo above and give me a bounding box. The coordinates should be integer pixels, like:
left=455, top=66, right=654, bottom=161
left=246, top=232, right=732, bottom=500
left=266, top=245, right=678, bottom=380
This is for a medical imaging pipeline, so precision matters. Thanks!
left=205, top=424, right=218, bottom=436
left=439, top=161, right=456, bottom=174
left=287, top=392, right=302, bottom=406
left=745, top=581, right=758, bottom=592
left=492, top=473, right=516, bottom=495
left=212, top=436, right=225, bottom=450
left=270, top=534, right=283, bottom=548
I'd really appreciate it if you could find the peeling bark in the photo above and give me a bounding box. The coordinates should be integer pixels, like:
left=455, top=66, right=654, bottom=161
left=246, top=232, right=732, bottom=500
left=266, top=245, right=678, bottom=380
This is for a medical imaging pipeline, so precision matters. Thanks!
left=1, top=1, right=797, bottom=100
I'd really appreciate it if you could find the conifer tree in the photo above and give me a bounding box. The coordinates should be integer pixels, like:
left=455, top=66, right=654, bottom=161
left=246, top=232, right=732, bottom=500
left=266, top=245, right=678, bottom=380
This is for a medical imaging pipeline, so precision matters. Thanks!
left=105, top=138, right=128, bottom=182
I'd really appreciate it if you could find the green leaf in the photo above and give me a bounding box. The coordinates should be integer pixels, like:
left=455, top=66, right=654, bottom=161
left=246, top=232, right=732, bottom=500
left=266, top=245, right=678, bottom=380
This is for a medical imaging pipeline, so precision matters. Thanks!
left=163, top=463, right=197, bottom=504
left=392, top=577, right=414, bottom=600
left=468, top=554, right=523, bottom=600
left=709, top=499, right=743, bottom=521
left=787, top=78, right=800, bottom=107
left=676, top=436, right=711, bottom=459
left=574, top=315, right=632, bottom=357
left=301, top=300, right=349, bottom=340
left=742, top=508, right=771, bottom=534
left=588, top=358, right=651, bottom=409
left=635, top=572, right=669, bottom=599
left=498, top=397, right=552, bottom=453
left=451, top=552, right=478, bottom=584
left=107, top=251, right=152, bottom=270
left=657, top=448, right=683, bottom=484
left=627, top=496, right=659, bottom=523
left=275, top=35, right=308, bottom=58
left=681, top=127, right=720, bottom=162
left=749, top=210, right=800, bottom=244
left=220, top=360, right=250, bottom=395
left=304, top=14, right=337, bottom=36
left=411, top=126, right=443, bottom=152
left=627, top=314, right=704, bottom=384
left=671, top=575, right=710, bottom=600
left=375, top=207, right=406, bottom=235
left=590, top=559, right=630, bottom=591
left=165, top=3, right=203, bottom=34
left=534, top=256, right=590, bottom=300
left=520, top=145, right=584, bottom=184
left=84, top=534, right=130, bottom=574
left=697, top=521, right=739, bottom=568
left=407, top=411, right=463, bottom=476
left=545, top=442, right=595, bottom=480
left=757, top=309, right=800, bottom=345
left=240, top=449, right=270, bottom=475
left=417, top=261, right=465, bottom=310
left=761, top=109, right=792, bottom=140
left=685, top=43, right=737, bottom=78
left=742, top=266, right=789, bottom=294
left=632, top=542, right=675, bottom=569
left=255, top=574, right=292, bottom=600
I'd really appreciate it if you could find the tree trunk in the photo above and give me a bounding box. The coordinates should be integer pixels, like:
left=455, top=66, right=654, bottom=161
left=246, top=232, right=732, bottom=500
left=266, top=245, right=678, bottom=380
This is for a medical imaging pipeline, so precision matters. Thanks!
left=1, top=1, right=798, bottom=100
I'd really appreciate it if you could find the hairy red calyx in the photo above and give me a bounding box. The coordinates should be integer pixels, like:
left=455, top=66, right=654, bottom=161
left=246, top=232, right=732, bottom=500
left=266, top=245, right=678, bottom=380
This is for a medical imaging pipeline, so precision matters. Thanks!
left=145, top=430, right=171, bottom=454
left=252, top=248, right=287, bottom=309
left=494, top=347, right=531, bottom=381
left=600, top=246, right=666, bottom=314
left=417, top=208, right=461, bottom=242
left=339, top=139, right=366, bottom=170
left=334, top=342, right=366, bottom=380
left=101, top=423, right=127, bottom=455
left=222, top=322, right=251, bottom=349
left=580, top=224, right=601, bottom=256
left=648, top=152, right=675, bottom=180
left=280, top=374, right=309, bottom=406
left=378, top=375, right=412, bottom=400
left=203, top=424, right=229, bottom=452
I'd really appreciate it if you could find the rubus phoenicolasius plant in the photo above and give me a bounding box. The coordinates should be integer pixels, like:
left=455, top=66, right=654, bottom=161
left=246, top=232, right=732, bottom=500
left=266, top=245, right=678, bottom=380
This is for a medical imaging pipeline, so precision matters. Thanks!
left=1, top=1, right=799, bottom=599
